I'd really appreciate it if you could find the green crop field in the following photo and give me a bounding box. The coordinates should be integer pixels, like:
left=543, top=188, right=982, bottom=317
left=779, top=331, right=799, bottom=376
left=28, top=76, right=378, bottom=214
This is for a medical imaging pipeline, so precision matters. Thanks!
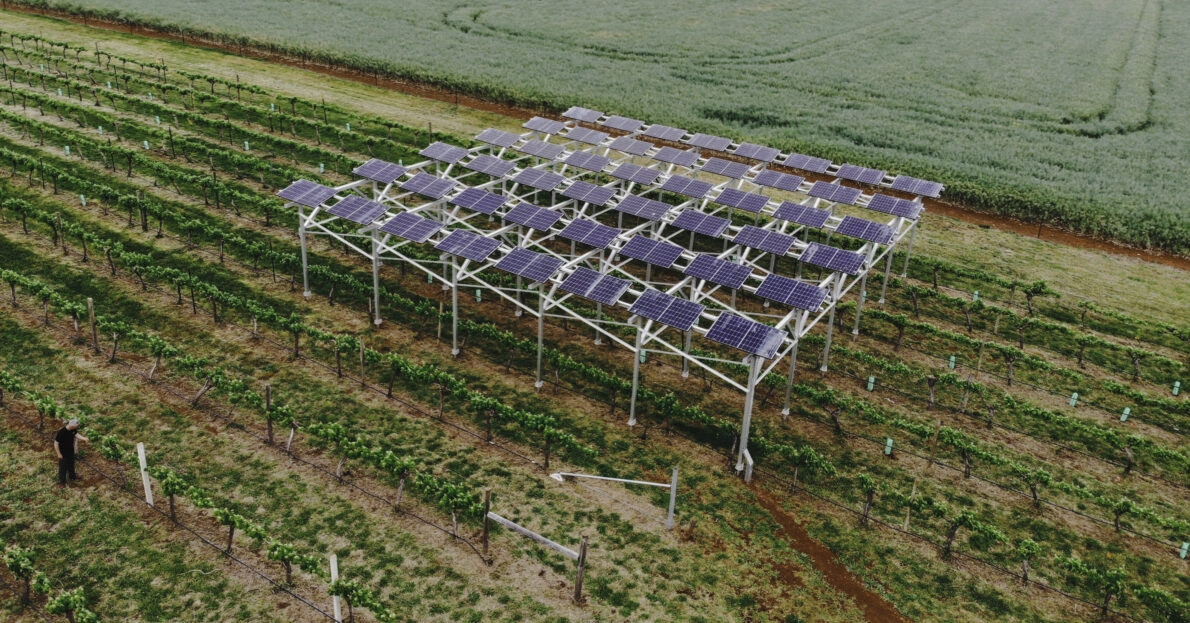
left=0, top=7, right=1188, bottom=623
left=6, top=0, right=1190, bottom=254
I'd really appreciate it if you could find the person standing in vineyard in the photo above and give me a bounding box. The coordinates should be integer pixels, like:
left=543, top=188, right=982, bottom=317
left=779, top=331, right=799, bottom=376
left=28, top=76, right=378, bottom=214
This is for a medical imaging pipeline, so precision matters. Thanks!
left=54, top=419, right=89, bottom=487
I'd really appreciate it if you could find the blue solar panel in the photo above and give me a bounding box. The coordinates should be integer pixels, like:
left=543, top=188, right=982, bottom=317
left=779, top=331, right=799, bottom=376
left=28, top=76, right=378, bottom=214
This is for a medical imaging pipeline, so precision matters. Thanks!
left=652, top=146, right=699, bottom=167
left=685, top=254, right=753, bottom=290
left=773, top=202, right=831, bottom=228
left=564, top=151, right=610, bottom=173
left=563, top=106, right=603, bottom=123
left=733, top=225, right=796, bottom=255
left=513, top=168, right=565, bottom=191
left=754, top=275, right=827, bottom=311
left=616, top=194, right=670, bottom=221
left=671, top=210, right=730, bottom=237
left=702, top=158, right=750, bottom=179
left=612, top=163, right=662, bottom=186
left=327, top=195, right=388, bottom=224
left=400, top=173, right=457, bottom=199
left=782, top=153, right=831, bottom=173
left=890, top=175, right=943, bottom=198
left=353, top=159, right=407, bottom=184
left=835, top=215, right=894, bottom=244
left=449, top=187, right=507, bottom=215
left=517, top=139, right=565, bottom=160
left=420, top=142, right=470, bottom=164
left=566, top=126, right=609, bottom=145
left=686, top=133, right=732, bottom=152
left=379, top=211, right=443, bottom=243
left=495, top=248, right=564, bottom=283
left=434, top=230, right=501, bottom=262
left=754, top=169, right=804, bottom=192
left=277, top=180, right=337, bottom=208
left=504, top=203, right=561, bottom=231
left=715, top=188, right=769, bottom=213
left=807, top=181, right=862, bottom=205
left=618, top=235, right=684, bottom=268
left=661, top=175, right=714, bottom=199
left=643, top=124, right=686, bottom=142
left=836, top=164, right=886, bottom=185
left=867, top=194, right=922, bottom=219
left=476, top=128, right=519, bottom=148
left=608, top=136, right=653, bottom=156
left=629, top=289, right=705, bottom=331
left=602, top=115, right=644, bottom=133
left=801, top=242, right=865, bottom=275
left=559, top=267, right=631, bottom=305
left=733, top=143, right=781, bottom=162
left=558, top=219, right=621, bottom=249
left=706, top=314, right=786, bottom=358
left=464, top=155, right=517, bottom=178
left=523, top=116, right=565, bottom=134
left=561, top=181, right=616, bottom=206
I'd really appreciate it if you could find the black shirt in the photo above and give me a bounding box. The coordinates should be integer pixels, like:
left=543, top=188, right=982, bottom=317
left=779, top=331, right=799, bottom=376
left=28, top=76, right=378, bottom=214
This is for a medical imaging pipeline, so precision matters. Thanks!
left=55, top=428, right=77, bottom=458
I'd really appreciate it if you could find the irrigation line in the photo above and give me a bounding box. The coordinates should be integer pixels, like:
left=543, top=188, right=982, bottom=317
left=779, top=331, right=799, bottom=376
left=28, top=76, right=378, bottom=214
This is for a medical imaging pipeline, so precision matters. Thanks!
left=0, top=404, right=338, bottom=622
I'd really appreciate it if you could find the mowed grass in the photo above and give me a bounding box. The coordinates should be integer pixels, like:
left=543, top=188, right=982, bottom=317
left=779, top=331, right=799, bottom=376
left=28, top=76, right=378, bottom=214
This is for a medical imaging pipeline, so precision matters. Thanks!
left=7, top=0, right=1190, bottom=252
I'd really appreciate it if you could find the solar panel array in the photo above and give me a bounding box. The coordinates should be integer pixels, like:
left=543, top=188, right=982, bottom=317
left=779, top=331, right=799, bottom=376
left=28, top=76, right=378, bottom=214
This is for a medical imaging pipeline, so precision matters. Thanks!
left=504, top=203, right=561, bottom=231
left=523, top=116, right=565, bottom=134
left=782, top=153, right=832, bottom=174
left=277, top=180, right=337, bottom=208
left=449, top=187, right=507, bottom=215
left=465, top=154, right=517, bottom=178
left=615, top=194, right=671, bottom=221
left=671, top=210, right=730, bottom=237
left=835, top=215, right=894, bottom=244
left=420, top=142, right=469, bottom=164
left=561, top=181, right=616, bottom=206
left=837, top=164, right=886, bottom=185
left=379, top=211, right=443, bottom=243
left=714, top=188, right=769, bottom=213
left=612, top=163, right=662, bottom=186
left=701, top=157, right=751, bottom=179
left=753, top=169, right=804, bottom=192
left=807, top=181, right=862, bottom=205
left=495, top=248, right=564, bottom=283
left=773, top=201, right=832, bottom=228
left=564, top=151, right=610, bottom=173
left=619, top=235, right=684, bottom=268
left=685, top=254, right=753, bottom=290
left=754, top=275, right=827, bottom=311
left=435, top=230, right=502, bottom=262
left=890, top=175, right=944, bottom=198
left=801, top=242, right=865, bottom=275
left=557, top=219, right=620, bottom=249
left=608, top=136, right=653, bottom=156
left=867, top=194, right=923, bottom=219
left=629, top=289, right=706, bottom=331
left=733, top=143, right=781, bottom=162
left=517, top=139, right=565, bottom=160
left=353, top=159, right=407, bottom=184
left=566, top=126, right=610, bottom=145
left=706, top=313, right=785, bottom=358
left=643, top=124, right=686, bottom=141
left=602, top=115, right=644, bottom=133
left=733, top=225, right=797, bottom=255
left=686, top=133, right=732, bottom=152
left=563, top=106, right=603, bottom=123
left=327, top=195, right=388, bottom=224
left=476, top=128, right=520, bottom=148
left=661, top=175, right=714, bottom=199
left=401, top=173, right=457, bottom=199
left=513, top=168, right=565, bottom=191
left=559, top=267, right=631, bottom=305
left=652, top=146, right=700, bottom=167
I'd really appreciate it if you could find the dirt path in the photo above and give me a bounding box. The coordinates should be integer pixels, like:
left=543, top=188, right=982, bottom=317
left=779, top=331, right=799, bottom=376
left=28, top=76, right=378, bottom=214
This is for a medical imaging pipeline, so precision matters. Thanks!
left=751, top=486, right=911, bottom=623
left=11, top=3, right=1190, bottom=272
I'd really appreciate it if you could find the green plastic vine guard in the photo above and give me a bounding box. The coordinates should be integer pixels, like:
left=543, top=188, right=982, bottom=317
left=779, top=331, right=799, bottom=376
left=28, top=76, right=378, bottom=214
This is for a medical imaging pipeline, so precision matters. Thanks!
left=105, top=81, right=111, bottom=89
left=867, top=376, right=875, bottom=391
left=147, top=92, right=154, bottom=101
left=270, top=103, right=275, bottom=112
left=56, top=88, right=62, bottom=97
left=154, top=115, right=160, bottom=124
left=1120, top=407, right=1130, bottom=422
left=884, top=438, right=894, bottom=455
left=948, top=355, right=956, bottom=370
left=345, top=122, right=351, bottom=132
left=244, top=141, right=250, bottom=152
left=64, top=146, right=70, bottom=156
left=318, top=163, right=325, bottom=174
left=973, top=290, right=980, bottom=302
left=1069, top=392, right=1079, bottom=407
left=97, top=126, right=103, bottom=134
left=639, top=351, right=647, bottom=364
left=427, top=274, right=433, bottom=284
left=40, top=64, right=45, bottom=71
left=1180, top=542, right=1189, bottom=559
left=78, top=195, right=85, bottom=206
left=1174, top=381, right=1181, bottom=396
left=142, top=140, right=149, bottom=150
left=474, top=289, right=482, bottom=302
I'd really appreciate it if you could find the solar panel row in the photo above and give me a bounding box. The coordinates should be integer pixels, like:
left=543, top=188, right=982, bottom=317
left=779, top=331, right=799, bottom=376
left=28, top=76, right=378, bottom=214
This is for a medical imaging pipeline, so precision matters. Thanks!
left=476, top=128, right=519, bottom=148
left=754, top=274, right=827, bottom=311
left=566, top=126, right=609, bottom=145
left=277, top=179, right=337, bottom=208
left=629, top=289, right=706, bottom=331
left=420, top=142, right=469, bottom=164
left=733, top=225, right=796, bottom=255
left=890, top=175, right=944, bottom=198
left=773, top=201, right=831, bottom=228
left=686, top=133, right=732, bottom=152
left=671, top=210, right=730, bottom=237
left=615, top=194, right=670, bottom=221
left=449, top=187, right=507, bottom=215
left=379, top=211, right=443, bottom=243
left=602, top=115, right=644, bottom=133
left=642, top=124, right=686, bottom=142
left=807, top=181, right=862, bottom=205
left=867, top=194, right=922, bottom=219
left=836, top=163, right=886, bottom=185
left=557, top=219, right=620, bottom=249
left=401, top=173, right=457, bottom=199
left=753, top=169, right=804, bottom=192
left=494, top=248, right=564, bottom=283
left=517, top=139, right=565, bottom=160
left=327, top=195, right=387, bottom=225
left=504, top=203, right=561, bottom=231
left=464, top=154, right=516, bottom=178
left=801, top=242, right=865, bottom=275
left=564, top=151, right=610, bottom=173
left=353, top=159, right=407, bottom=185
left=685, top=254, right=753, bottom=290
left=561, top=181, right=616, bottom=206
left=835, top=215, right=895, bottom=245
left=608, top=135, right=653, bottom=156
left=563, top=106, right=603, bottom=123
left=559, top=267, right=631, bottom=305
left=660, top=174, right=714, bottom=199
left=612, top=163, right=662, bottom=186
left=523, top=116, right=565, bottom=135
left=705, top=314, right=785, bottom=358
left=714, top=188, right=769, bottom=213
left=434, top=230, right=502, bottom=262
left=513, top=168, right=565, bottom=191
left=619, top=235, right=684, bottom=268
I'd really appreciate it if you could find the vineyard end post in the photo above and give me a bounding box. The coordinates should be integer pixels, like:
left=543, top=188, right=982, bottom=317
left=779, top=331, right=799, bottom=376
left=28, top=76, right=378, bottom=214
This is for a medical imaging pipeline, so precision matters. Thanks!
left=136, top=442, right=154, bottom=506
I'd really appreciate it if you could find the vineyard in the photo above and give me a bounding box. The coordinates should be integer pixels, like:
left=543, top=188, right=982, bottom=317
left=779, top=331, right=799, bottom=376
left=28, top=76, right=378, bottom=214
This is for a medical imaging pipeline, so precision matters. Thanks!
left=0, top=11, right=1188, bottom=623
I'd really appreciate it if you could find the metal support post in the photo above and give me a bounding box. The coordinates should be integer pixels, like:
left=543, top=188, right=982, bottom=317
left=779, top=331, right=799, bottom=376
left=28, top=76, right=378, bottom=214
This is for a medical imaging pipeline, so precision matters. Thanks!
left=734, top=355, right=763, bottom=474
left=298, top=206, right=311, bottom=298
left=820, top=277, right=843, bottom=372
left=901, top=220, right=919, bottom=278
left=136, top=442, right=154, bottom=506
left=782, top=313, right=806, bottom=416
left=329, top=554, right=342, bottom=622
left=534, top=291, right=545, bottom=389
left=628, top=323, right=645, bottom=427
left=666, top=467, right=679, bottom=530
left=370, top=230, right=382, bottom=325
left=879, top=236, right=897, bottom=304
left=851, top=274, right=869, bottom=339
left=450, top=257, right=460, bottom=357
